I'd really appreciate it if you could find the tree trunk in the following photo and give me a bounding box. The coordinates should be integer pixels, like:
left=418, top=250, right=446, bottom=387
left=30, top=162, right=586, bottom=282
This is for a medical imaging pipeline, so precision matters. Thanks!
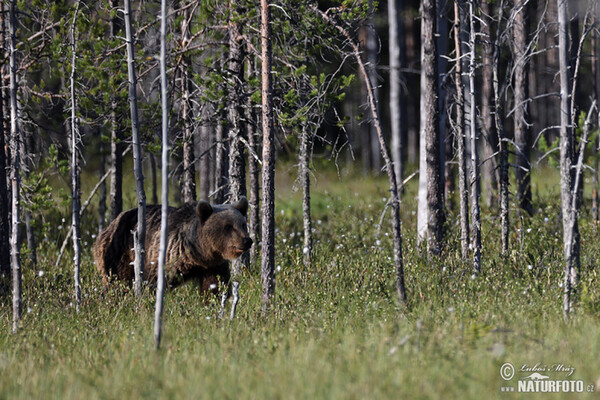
left=70, top=1, right=82, bottom=311
left=593, top=4, right=599, bottom=222
left=480, top=0, right=498, bottom=208
left=367, top=0, right=381, bottom=172
left=492, top=0, right=509, bottom=256
left=0, top=1, right=9, bottom=286
left=513, top=0, right=533, bottom=216
left=260, top=0, right=276, bottom=313
left=228, top=0, right=248, bottom=278
left=247, top=79, right=260, bottom=263
left=300, top=126, right=313, bottom=267
left=198, top=122, right=210, bottom=200
left=422, top=0, right=444, bottom=255
left=453, top=0, right=470, bottom=260
left=389, top=0, right=405, bottom=191
left=214, top=116, right=229, bottom=204
left=98, top=135, right=107, bottom=232
left=9, top=0, right=21, bottom=333
left=180, top=5, right=196, bottom=204
left=468, top=0, right=481, bottom=274
left=109, top=0, right=123, bottom=221
left=154, top=0, right=169, bottom=350
left=150, top=153, right=158, bottom=204
left=557, top=0, right=574, bottom=320
left=124, top=0, right=146, bottom=298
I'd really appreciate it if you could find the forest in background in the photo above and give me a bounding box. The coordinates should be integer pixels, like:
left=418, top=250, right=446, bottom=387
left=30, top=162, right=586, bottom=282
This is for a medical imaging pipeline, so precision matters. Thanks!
left=0, top=0, right=598, bottom=342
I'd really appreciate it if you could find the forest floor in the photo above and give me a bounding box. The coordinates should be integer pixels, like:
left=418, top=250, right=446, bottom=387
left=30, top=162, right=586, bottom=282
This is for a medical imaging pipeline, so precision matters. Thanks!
left=1, top=163, right=600, bottom=399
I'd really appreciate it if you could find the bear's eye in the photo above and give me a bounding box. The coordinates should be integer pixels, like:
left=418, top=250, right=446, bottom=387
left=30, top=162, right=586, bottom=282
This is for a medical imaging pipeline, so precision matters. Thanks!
left=224, top=224, right=233, bottom=231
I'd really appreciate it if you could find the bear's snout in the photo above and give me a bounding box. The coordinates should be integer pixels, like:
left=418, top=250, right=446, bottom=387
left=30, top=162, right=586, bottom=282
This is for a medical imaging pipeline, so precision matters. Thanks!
left=242, top=237, right=253, bottom=251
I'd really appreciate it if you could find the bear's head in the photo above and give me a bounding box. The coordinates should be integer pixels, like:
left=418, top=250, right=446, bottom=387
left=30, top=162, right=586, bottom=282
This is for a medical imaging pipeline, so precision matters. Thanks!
left=196, top=197, right=253, bottom=261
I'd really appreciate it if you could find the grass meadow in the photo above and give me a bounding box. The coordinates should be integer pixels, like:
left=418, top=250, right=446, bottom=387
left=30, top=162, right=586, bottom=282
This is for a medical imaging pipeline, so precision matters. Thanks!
left=1, top=164, right=600, bottom=399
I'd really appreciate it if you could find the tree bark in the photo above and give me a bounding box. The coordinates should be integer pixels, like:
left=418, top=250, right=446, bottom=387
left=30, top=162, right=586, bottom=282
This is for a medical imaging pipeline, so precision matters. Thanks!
left=453, top=0, right=470, bottom=260
left=421, top=0, right=444, bottom=255
left=480, top=0, right=498, bottom=208
left=214, top=115, right=229, bottom=204
left=109, top=0, right=123, bottom=221
left=154, top=0, right=169, bottom=350
left=9, top=0, right=21, bottom=333
left=0, top=1, right=9, bottom=285
left=492, top=0, right=509, bottom=256
left=247, top=79, right=260, bottom=263
left=557, top=0, right=574, bottom=320
left=513, top=0, right=533, bottom=216
left=98, top=136, right=107, bottom=232
left=389, top=0, right=405, bottom=191
left=124, top=0, right=146, bottom=298
left=260, top=0, right=276, bottom=313
left=300, top=126, right=313, bottom=267
left=228, top=0, right=248, bottom=278
left=70, top=1, right=82, bottom=311
left=467, top=0, right=481, bottom=274
left=180, top=4, right=196, bottom=204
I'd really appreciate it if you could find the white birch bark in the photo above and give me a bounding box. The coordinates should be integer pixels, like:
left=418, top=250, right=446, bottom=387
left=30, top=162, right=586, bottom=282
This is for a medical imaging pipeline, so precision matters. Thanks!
left=70, top=1, right=82, bottom=311
left=124, top=0, right=146, bottom=297
left=154, top=0, right=169, bottom=349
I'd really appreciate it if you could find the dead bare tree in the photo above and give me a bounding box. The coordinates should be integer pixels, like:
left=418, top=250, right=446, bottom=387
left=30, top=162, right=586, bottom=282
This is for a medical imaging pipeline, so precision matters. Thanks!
left=154, top=0, right=169, bottom=350
left=453, top=0, right=470, bottom=260
left=9, top=0, right=21, bottom=333
left=512, top=0, right=533, bottom=216
left=557, top=0, right=574, bottom=320
left=180, top=3, right=196, bottom=204
left=69, top=1, right=82, bottom=311
left=492, top=0, right=509, bottom=256
left=389, top=0, right=405, bottom=191
left=421, top=0, right=444, bottom=255
left=260, top=0, right=276, bottom=313
left=124, top=0, right=146, bottom=298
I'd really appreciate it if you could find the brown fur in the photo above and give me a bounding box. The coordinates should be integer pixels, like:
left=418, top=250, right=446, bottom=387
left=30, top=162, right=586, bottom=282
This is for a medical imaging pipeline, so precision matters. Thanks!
left=93, top=197, right=252, bottom=295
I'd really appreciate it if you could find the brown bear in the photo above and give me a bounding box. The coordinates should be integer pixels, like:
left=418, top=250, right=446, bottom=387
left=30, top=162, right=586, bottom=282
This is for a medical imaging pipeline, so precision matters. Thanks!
left=93, top=197, right=252, bottom=295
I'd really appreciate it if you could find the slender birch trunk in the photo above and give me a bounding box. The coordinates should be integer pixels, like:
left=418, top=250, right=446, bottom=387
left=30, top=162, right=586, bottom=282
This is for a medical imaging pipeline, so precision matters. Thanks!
left=467, top=0, right=481, bottom=274
left=513, top=0, right=533, bottom=216
left=70, top=1, right=82, bottom=311
left=98, top=137, right=107, bottom=232
left=214, top=116, right=228, bottom=204
left=228, top=0, right=248, bottom=278
left=154, top=0, right=168, bottom=349
left=124, top=0, right=146, bottom=297
left=389, top=0, right=404, bottom=191
left=480, top=0, right=498, bottom=208
left=180, top=5, right=196, bottom=204
left=421, top=0, right=444, bottom=255
left=453, top=0, right=470, bottom=259
left=493, top=0, right=509, bottom=256
left=557, top=0, right=574, bottom=320
left=366, top=0, right=381, bottom=172
left=247, top=63, right=260, bottom=263
left=300, top=126, right=313, bottom=267
left=109, top=0, right=123, bottom=221
left=260, top=0, right=276, bottom=312
left=0, top=0, right=9, bottom=284
left=9, top=0, right=21, bottom=333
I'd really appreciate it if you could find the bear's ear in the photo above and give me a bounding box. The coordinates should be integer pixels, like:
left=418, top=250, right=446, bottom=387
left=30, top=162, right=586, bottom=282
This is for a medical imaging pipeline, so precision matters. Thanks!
left=232, top=196, right=248, bottom=217
left=196, top=201, right=213, bottom=223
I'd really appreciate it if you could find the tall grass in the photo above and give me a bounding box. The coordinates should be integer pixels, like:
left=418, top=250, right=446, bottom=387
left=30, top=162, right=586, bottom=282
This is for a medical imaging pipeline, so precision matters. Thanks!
left=1, top=165, right=599, bottom=399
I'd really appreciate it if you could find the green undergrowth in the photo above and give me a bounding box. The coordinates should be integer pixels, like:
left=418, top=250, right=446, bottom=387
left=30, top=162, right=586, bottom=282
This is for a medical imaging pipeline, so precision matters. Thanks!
left=1, top=165, right=600, bottom=399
